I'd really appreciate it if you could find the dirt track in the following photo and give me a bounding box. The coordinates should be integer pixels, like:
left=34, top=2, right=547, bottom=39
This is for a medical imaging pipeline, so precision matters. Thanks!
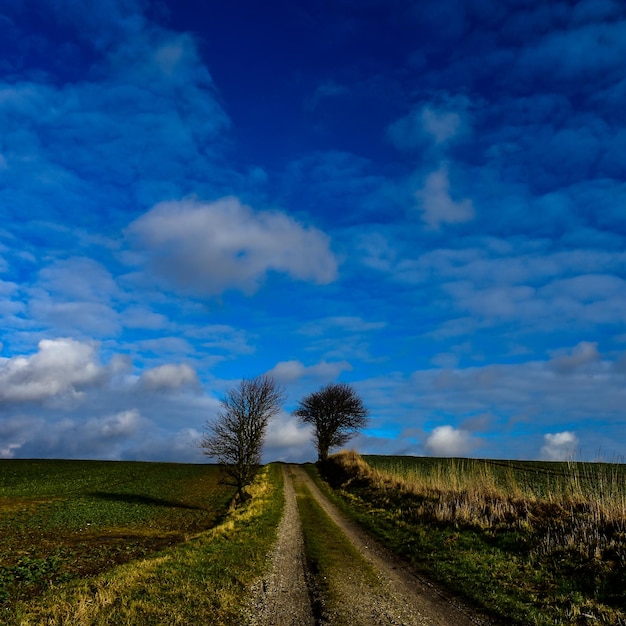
left=248, top=465, right=496, bottom=626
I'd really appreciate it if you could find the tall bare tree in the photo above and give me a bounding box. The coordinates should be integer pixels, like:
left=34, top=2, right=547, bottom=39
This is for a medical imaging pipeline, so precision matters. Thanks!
left=294, top=382, right=369, bottom=462
left=200, top=375, right=284, bottom=500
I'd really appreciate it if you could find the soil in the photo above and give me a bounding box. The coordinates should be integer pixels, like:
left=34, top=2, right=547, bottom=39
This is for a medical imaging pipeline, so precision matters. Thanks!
left=247, top=464, right=498, bottom=626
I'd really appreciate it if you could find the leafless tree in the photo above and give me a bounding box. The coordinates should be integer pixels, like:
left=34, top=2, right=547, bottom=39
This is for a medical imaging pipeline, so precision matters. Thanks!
left=200, top=375, right=285, bottom=500
left=293, top=382, right=369, bottom=462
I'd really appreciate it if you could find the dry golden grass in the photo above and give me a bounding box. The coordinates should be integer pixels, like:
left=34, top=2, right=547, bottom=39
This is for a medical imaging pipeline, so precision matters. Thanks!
left=324, top=451, right=626, bottom=625
left=338, top=450, right=626, bottom=531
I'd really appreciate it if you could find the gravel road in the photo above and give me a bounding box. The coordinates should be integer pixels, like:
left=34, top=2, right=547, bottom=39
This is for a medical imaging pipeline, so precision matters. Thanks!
left=247, top=464, right=497, bottom=626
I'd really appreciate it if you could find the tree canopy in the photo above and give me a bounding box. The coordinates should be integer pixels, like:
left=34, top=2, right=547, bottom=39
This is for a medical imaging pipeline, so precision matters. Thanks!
left=293, top=382, right=368, bottom=462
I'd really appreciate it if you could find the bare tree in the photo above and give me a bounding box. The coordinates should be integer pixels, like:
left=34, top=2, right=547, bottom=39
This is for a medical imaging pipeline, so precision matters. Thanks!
left=293, top=382, right=369, bottom=462
left=200, top=375, right=285, bottom=500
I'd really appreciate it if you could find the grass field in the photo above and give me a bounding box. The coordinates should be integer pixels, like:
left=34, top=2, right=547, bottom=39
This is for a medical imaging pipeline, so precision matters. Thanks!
left=0, top=460, right=234, bottom=605
left=4, top=455, right=626, bottom=624
left=0, top=459, right=243, bottom=622
left=315, top=452, right=626, bottom=626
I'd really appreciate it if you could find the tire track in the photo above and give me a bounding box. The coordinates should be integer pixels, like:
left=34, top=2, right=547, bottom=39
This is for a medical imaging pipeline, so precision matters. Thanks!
left=248, top=465, right=496, bottom=626
left=292, top=465, right=496, bottom=626
left=246, top=465, right=315, bottom=625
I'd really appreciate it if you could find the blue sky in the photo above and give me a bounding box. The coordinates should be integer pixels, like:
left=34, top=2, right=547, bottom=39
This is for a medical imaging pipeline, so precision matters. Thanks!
left=1, top=0, right=625, bottom=463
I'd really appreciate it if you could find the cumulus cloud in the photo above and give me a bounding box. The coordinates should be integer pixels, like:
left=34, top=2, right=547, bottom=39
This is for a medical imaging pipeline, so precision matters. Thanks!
left=89, top=409, right=143, bottom=439
left=415, top=164, right=475, bottom=228
left=263, top=411, right=315, bottom=462
left=139, top=363, right=199, bottom=391
left=14, top=410, right=146, bottom=460
left=424, top=425, right=478, bottom=456
left=127, top=197, right=338, bottom=295
left=0, top=338, right=106, bottom=405
left=541, top=431, right=579, bottom=461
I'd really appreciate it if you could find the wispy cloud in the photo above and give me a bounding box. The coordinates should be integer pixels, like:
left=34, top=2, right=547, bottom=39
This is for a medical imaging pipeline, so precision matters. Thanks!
left=265, top=359, right=352, bottom=384
left=415, top=164, right=475, bottom=228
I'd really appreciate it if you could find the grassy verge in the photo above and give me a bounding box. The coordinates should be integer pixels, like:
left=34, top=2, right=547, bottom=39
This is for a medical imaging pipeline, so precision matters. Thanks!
left=7, top=464, right=284, bottom=625
left=294, top=477, right=379, bottom=625
left=310, top=452, right=626, bottom=626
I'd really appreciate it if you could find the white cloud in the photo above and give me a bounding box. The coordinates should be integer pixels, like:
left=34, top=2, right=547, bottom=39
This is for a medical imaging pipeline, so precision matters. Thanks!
left=541, top=431, right=579, bottom=460
left=266, top=359, right=352, bottom=383
left=25, top=257, right=121, bottom=337
left=139, top=363, right=199, bottom=391
left=37, top=257, right=118, bottom=302
left=17, top=410, right=146, bottom=459
left=0, top=415, right=43, bottom=458
left=0, top=338, right=106, bottom=404
left=549, top=341, right=600, bottom=374
left=121, top=306, right=169, bottom=330
left=0, top=442, right=21, bottom=459
left=424, top=425, right=478, bottom=456
left=127, top=197, right=338, bottom=295
left=263, top=411, right=315, bottom=462
left=29, top=297, right=121, bottom=337
left=415, top=164, right=475, bottom=228
left=90, top=409, right=143, bottom=439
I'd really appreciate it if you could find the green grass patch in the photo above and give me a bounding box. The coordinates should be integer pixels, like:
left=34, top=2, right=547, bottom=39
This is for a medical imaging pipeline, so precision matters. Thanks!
left=9, top=463, right=284, bottom=625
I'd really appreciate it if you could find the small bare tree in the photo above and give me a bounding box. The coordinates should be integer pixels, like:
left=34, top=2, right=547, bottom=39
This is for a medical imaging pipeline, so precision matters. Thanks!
left=200, top=375, right=285, bottom=500
left=293, top=382, right=369, bottom=462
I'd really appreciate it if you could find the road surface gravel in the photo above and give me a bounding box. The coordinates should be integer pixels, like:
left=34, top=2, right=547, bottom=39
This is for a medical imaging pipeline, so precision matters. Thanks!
left=247, top=464, right=498, bottom=626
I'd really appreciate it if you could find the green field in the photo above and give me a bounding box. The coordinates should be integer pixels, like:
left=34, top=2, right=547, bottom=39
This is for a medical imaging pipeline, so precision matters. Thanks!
left=0, top=459, right=238, bottom=621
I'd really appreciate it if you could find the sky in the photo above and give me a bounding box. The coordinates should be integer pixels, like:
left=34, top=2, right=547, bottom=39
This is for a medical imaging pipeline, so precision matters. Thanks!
left=1, top=0, right=625, bottom=464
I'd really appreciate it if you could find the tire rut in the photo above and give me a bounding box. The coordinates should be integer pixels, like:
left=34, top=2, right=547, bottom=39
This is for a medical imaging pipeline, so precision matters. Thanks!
left=248, top=464, right=496, bottom=626
left=246, top=465, right=314, bottom=625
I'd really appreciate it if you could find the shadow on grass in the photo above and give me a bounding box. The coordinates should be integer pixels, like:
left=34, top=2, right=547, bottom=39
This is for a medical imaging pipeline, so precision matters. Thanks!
left=88, top=492, right=205, bottom=510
